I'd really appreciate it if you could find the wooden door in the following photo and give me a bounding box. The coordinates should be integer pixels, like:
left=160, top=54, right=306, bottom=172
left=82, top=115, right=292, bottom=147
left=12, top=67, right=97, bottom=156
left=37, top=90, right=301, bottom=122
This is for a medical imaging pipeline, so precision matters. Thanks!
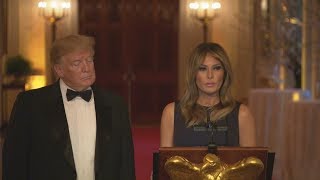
left=79, top=0, right=178, bottom=125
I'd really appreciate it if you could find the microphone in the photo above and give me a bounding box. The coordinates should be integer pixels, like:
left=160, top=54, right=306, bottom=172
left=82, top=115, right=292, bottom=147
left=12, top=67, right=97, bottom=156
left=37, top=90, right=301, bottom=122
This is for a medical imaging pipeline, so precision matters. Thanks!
left=207, top=109, right=217, bottom=154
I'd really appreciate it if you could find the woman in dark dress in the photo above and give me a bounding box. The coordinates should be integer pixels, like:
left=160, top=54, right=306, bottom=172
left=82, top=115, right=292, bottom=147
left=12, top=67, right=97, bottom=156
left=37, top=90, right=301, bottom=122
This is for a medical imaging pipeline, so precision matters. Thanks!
left=160, top=42, right=256, bottom=147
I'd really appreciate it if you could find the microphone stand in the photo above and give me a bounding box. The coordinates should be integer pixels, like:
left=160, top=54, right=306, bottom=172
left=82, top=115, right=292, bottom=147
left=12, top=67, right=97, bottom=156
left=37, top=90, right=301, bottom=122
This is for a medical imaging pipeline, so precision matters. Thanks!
left=207, top=109, right=217, bottom=154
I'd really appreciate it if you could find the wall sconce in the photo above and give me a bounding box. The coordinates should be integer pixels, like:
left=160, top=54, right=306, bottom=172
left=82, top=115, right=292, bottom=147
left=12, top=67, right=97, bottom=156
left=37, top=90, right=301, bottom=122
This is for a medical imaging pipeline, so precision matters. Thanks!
left=188, top=0, right=221, bottom=42
left=38, top=1, right=70, bottom=84
left=38, top=0, right=71, bottom=41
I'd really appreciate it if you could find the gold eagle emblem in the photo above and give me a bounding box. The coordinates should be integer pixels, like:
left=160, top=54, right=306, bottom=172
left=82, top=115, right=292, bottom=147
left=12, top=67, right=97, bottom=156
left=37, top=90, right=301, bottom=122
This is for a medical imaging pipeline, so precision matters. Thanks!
left=164, top=153, right=264, bottom=180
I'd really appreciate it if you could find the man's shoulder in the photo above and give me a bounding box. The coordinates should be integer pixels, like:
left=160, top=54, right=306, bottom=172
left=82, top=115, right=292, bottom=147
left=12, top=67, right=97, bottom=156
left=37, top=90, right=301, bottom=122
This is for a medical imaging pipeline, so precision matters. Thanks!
left=18, top=83, right=59, bottom=104
left=22, top=83, right=56, bottom=95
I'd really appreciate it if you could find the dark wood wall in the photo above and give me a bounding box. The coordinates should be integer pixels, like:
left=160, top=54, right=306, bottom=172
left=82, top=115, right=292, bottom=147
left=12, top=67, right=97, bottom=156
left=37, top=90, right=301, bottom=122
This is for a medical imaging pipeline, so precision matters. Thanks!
left=79, top=0, right=179, bottom=125
left=0, top=0, right=8, bottom=126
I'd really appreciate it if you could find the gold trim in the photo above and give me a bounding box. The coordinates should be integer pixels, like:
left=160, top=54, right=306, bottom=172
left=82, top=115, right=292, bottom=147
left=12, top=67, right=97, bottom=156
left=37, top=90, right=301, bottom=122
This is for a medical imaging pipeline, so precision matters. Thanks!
left=165, top=153, right=264, bottom=180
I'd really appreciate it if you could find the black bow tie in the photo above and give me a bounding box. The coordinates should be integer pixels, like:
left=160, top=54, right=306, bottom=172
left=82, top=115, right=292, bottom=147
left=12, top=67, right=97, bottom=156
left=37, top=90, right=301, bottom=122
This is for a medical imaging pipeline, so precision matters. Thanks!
left=66, top=89, right=92, bottom=102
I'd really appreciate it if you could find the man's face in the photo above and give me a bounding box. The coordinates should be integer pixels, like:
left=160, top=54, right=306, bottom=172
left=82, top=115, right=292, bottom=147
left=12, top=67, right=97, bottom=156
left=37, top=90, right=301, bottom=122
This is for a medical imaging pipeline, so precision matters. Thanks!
left=54, top=49, right=96, bottom=91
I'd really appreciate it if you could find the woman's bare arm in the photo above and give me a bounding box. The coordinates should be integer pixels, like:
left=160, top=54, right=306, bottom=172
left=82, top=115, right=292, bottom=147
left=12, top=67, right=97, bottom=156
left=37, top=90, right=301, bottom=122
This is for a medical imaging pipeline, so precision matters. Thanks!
left=160, top=102, right=175, bottom=147
left=238, top=104, right=256, bottom=146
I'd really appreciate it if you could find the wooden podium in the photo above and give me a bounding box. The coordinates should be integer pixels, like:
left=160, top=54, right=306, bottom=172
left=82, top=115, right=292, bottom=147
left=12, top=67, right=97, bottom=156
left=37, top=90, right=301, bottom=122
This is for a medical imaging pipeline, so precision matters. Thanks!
left=153, top=147, right=274, bottom=180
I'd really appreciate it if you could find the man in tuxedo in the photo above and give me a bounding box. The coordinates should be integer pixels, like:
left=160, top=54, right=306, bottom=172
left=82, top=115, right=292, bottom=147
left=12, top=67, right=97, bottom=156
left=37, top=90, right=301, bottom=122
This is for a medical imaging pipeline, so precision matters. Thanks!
left=3, top=34, right=136, bottom=180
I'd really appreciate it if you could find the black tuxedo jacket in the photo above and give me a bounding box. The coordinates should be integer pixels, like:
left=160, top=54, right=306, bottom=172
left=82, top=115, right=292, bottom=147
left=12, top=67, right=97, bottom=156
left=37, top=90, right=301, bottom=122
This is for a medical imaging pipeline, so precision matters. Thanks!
left=2, top=81, right=135, bottom=180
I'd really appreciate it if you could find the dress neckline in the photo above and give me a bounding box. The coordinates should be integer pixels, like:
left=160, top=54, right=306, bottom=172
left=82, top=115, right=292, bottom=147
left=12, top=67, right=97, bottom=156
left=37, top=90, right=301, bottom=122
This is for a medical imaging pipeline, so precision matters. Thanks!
left=196, top=102, right=222, bottom=110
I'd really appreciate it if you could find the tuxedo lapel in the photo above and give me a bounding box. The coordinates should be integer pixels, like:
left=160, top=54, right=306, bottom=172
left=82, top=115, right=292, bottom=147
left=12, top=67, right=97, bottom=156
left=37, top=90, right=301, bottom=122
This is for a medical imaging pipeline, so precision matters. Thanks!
left=48, top=82, right=76, bottom=172
left=93, top=87, right=112, bottom=176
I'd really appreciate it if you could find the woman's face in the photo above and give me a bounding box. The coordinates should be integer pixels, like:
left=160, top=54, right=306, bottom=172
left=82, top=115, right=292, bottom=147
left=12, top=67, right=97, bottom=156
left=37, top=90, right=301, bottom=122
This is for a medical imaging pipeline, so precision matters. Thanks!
left=196, top=54, right=224, bottom=97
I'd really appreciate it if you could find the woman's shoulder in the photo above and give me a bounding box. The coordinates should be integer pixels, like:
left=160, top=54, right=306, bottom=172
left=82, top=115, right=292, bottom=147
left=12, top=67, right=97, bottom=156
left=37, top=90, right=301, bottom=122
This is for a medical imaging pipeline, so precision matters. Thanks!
left=224, top=101, right=251, bottom=120
left=163, top=102, right=175, bottom=114
left=238, top=103, right=254, bottom=123
left=161, top=102, right=177, bottom=124
left=239, top=103, right=250, bottom=114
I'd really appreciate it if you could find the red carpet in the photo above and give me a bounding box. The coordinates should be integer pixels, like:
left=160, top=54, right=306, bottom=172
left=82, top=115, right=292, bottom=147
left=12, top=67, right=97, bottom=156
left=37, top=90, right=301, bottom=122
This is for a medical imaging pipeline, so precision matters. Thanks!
left=132, top=126, right=160, bottom=180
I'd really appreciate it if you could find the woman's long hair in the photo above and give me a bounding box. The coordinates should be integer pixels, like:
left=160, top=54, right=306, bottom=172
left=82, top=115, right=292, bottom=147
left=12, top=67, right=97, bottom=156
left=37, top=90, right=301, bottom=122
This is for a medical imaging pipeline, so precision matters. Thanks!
left=180, top=42, right=236, bottom=126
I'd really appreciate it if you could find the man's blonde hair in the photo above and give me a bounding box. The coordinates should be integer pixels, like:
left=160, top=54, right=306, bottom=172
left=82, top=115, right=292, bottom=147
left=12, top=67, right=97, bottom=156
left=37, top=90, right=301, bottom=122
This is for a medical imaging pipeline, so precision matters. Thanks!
left=50, top=34, right=95, bottom=64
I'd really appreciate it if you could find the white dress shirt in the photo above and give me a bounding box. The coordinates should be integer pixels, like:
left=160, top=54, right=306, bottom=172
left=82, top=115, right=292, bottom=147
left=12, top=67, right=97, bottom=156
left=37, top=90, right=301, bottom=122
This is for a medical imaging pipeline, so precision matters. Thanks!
left=60, top=80, right=96, bottom=180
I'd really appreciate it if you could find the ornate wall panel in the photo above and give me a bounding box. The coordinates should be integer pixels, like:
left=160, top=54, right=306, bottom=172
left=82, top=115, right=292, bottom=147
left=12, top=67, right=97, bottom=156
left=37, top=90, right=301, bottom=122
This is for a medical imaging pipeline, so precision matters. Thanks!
left=79, top=0, right=179, bottom=125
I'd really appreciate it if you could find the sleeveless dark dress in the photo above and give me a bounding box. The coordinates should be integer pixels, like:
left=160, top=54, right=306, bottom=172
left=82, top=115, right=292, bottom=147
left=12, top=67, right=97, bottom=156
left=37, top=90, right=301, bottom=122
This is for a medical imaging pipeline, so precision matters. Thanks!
left=173, top=101, right=241, bottom=147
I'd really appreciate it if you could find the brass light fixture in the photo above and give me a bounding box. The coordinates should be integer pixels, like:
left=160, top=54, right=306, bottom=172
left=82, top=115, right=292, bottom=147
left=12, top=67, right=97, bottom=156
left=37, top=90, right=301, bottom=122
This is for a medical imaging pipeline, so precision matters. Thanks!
left=37, top=1, right=70, bottom=83
left=38, top=0, right=71, bottom=41
left=188, top=0, right=221, bottom=42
